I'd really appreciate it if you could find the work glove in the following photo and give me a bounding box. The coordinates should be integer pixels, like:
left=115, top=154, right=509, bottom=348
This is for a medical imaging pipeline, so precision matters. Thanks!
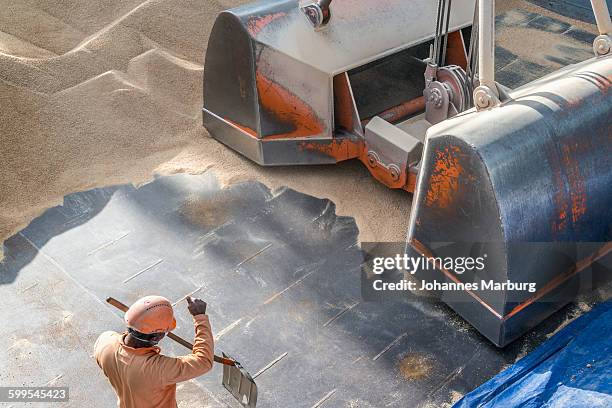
left=186, top=296, right=207, bottom=316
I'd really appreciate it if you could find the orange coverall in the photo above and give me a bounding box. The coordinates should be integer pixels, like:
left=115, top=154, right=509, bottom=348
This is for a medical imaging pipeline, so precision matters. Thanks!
left=94, top=314, right=214, bottom=408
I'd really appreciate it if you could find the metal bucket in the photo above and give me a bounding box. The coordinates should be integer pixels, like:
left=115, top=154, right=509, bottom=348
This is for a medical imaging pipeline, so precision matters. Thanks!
left=407, top=56, right=612, bottom=346
left=202, top=0, right=474, bottom=165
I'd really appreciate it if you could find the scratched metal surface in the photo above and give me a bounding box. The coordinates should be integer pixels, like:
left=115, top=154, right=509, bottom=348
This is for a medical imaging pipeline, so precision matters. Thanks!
left=0, top=172, right=601, bottom=408
left=527, top=0, right=612, bottom=24
left=494, top=8, right=598, bottom=88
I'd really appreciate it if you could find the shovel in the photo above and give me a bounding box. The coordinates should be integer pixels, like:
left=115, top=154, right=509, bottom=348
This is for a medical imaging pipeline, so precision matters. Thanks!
left=106, top=297, right=257, bottom=407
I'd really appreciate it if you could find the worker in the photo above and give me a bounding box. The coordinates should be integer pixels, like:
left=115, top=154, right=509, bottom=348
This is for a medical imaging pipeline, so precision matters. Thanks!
left=94, top=295, right=213, bottom=408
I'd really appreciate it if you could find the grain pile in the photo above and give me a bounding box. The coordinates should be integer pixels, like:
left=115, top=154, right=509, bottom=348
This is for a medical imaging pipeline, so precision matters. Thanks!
left=0, top=0, right=597, bottom=248
left=0, top=0, right=412, bottom=247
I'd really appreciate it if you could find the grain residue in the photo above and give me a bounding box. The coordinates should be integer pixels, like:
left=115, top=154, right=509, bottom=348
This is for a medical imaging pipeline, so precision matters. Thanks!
left=398, top=353, right=433, bottom=381
left=181, top=191, right=244, bottom=228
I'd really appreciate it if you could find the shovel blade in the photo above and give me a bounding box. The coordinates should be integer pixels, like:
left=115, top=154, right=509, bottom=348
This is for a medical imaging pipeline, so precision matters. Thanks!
left=222, top=353, right=257, bottom=407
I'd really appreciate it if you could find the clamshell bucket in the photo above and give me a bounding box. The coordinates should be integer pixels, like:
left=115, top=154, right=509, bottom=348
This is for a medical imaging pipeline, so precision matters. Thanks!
left=203, top=0, right=475, bottom=165
left=407, top=56, right=612, bottom=347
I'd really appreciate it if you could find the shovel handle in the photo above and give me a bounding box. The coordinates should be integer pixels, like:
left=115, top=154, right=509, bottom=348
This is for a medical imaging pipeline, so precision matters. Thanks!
left=106, top=297, right=235, bottom=366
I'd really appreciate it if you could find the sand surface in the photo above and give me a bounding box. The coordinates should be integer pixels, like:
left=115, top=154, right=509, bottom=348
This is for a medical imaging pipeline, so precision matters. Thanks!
left=0, top=0, right=598, bottom=252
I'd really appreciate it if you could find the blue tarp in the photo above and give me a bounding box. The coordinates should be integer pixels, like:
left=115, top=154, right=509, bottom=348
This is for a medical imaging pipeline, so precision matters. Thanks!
left=454, top=302, right=612, bottom=408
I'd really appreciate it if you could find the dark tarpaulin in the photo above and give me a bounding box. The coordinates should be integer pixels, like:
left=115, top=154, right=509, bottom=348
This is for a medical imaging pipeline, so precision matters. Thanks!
left=454, top=302, right=612, bottom=408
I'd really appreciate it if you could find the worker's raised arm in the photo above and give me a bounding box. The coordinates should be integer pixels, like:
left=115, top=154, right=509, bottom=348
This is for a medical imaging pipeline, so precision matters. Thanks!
left=156, top=298, right=214, bottom=384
